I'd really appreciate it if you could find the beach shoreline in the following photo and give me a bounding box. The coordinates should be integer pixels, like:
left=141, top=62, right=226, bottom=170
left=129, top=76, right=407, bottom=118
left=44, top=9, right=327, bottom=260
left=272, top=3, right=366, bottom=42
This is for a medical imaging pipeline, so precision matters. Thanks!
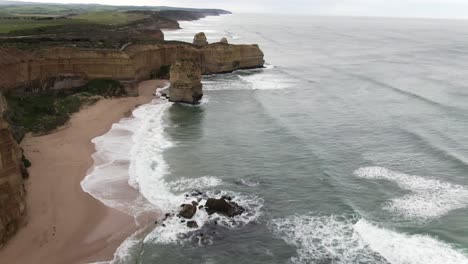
left=0, top=79, right=167, bottom=264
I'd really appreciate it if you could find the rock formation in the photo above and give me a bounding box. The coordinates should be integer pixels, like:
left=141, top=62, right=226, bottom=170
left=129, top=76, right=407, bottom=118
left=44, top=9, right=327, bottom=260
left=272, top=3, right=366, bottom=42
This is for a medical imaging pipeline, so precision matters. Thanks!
left=179, top=203, right=197, bottom=219
left=169, top=60, right=203, bottom=104
left=205, top=197, right=245, bottom=217
left=193, top=32, right=208, bottom=47
left=0, top=94, right=26, bottom=248
left=220, top=37, right=228, bottom=44
left=0, top=40, right=264, bottom=94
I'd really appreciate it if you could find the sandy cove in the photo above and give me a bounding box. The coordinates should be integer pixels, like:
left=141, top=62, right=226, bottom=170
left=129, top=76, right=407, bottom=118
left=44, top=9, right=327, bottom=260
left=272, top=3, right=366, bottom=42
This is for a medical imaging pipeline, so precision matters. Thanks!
left=0, top=80, right=167, bottom=264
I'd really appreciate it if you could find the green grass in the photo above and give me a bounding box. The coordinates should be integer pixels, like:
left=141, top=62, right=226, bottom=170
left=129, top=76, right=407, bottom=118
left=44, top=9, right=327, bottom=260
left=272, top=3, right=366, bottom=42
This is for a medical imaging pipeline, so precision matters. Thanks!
left=0, top=11, right=148, bottom=34
left=71, top=11, right=148, bottom=25
left=5, top=79, right=126, bottom=136
left=151, top=65, right=171, bottom=79
left=0, top=18, right=69, bottom=34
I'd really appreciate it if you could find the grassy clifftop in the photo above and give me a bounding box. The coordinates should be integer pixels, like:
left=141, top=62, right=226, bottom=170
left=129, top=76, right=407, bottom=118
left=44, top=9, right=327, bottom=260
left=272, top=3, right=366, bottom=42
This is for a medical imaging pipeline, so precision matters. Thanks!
left=0, top=1, right=230, bottom=34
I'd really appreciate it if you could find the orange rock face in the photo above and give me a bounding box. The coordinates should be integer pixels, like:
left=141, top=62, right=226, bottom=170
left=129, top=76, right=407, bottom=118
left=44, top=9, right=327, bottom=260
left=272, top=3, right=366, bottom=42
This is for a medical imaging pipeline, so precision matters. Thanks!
left=0, top=42, right=264, bottom=93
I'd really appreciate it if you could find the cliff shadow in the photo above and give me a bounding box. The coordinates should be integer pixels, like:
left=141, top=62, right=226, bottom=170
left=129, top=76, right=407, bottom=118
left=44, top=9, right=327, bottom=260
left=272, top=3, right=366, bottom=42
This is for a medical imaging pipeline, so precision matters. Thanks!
left=165, top=103, right=206, bottom=143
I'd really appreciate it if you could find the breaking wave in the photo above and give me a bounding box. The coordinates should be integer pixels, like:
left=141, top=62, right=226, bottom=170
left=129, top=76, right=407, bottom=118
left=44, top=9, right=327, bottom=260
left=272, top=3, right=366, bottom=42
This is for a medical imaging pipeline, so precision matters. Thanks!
left=354, top=167, right=468, bottom=221
left=271, top=214, right=468, bottom=264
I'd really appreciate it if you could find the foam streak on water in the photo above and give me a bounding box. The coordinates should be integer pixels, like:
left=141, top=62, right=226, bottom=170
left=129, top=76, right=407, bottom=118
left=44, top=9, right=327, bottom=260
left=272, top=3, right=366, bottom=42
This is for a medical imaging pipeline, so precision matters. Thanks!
left=355, top=219, right=468, bottom=264
left=354, top=167, right=468, bottom=220
left=272, top=214, right=468, bottom=264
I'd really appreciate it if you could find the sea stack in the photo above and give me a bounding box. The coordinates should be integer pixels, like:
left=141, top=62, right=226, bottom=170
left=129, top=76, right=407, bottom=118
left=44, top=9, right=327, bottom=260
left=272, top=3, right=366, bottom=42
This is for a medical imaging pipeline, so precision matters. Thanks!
left=193, top=32, right=208, bottom=46
left=168, top=60, right=203, bottom=104
left=220, top=37, right=228, bottom=44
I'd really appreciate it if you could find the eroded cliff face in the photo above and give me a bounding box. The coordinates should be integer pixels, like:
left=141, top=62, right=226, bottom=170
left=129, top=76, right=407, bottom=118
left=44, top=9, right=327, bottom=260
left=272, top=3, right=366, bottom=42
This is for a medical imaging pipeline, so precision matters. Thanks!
left=169, top=60, right=203, bottom=104
left=201, top=43, right=265, bottom=74
left=0, top=40, right=264, bottom=93
left=0, top=94, right=26, bottom=248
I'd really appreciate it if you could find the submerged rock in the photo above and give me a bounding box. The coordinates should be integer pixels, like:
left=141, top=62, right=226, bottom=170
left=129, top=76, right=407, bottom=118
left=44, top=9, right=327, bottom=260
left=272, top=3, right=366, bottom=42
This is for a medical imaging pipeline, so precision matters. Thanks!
left=193, top=32, right=208, bottom=46
left=205, top=198, right=245, bottom=217
left=187, top=220, right=199, bottom=228
left=179, top=203, right=197, bottom=219
left=169, top=60, right=203, bottom=104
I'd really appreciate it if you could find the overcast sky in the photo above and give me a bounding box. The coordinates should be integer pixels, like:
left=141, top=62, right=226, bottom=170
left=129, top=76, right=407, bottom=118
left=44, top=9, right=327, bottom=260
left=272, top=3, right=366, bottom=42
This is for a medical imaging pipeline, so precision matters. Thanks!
left=15, top=0, right=468, bottom=19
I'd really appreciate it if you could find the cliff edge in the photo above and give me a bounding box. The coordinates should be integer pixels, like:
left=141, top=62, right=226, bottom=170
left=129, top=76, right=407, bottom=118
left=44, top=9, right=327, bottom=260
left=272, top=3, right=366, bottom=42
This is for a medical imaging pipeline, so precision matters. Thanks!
left=0, top=94, right=26, bottom=248
left=0, top=35, right=264, bottom=93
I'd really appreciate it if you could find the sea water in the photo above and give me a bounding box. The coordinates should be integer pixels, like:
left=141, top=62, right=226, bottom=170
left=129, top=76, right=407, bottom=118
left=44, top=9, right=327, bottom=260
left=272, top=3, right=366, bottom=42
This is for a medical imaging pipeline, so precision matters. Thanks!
left=83, top=14, right=468, bottom=263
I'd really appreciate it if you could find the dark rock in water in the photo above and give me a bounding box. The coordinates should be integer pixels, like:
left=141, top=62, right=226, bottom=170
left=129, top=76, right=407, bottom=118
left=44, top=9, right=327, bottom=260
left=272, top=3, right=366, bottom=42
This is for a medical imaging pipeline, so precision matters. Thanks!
left=181, top=220, right=186, bottom=223
left=205, top=198, right=245, bottom=217
left=179, top=203, right=197, bottom=219
left=222, top=195, right=232, bottom=201
left=192, top=201, right=199, bottom=206
left=198, top=205, right=203, bottom=209
left=192, top=189, right=203, bottom=196
left=162, top=224, right=166, bottom=227
left=197, top=198, right=202, bottom=202
left=163, top=213, right=171, bottom=220
left=187, top=220, right=199, bottom=228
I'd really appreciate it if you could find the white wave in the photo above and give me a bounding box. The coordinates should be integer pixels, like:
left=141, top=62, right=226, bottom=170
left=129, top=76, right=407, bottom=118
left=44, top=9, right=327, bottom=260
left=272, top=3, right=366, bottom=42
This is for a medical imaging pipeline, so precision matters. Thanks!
left=354, top=167, right=468, bottom=220
left=238, top=72, right=299, bottom=90
left=271, top=214, right=468, bottom=264
left=155, top=83, right=170, bottom=98
left=81, top=100, right=172, bottom=223
left=271, top=215, right=385, bottom=264
left=168, top=176, right=222, bottom=192
left=127, top=100, right=182, bottom=210
left=236, top=177, right=260, bottom=187
left=355, top=219, right=468, bottom=264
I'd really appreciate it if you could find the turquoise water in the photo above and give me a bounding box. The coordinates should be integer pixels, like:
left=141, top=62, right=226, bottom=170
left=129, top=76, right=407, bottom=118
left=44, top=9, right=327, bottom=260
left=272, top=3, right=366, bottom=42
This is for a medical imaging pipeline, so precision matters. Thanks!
left=91, top=14, right=468, bottom=264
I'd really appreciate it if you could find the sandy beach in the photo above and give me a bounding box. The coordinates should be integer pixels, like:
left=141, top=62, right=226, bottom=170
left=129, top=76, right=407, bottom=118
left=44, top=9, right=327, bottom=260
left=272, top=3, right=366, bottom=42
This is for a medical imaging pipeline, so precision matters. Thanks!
left=0, top=80, right=167, bottom=264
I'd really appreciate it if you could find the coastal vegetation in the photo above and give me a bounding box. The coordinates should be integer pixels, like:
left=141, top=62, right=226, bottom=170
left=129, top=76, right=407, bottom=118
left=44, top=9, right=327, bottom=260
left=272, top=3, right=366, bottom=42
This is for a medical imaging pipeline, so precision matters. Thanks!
left=0, top=11, right=148, bottom=34
left=5, top=79, right=126, bottom=138
left=0, top=2, right=230, bottom=34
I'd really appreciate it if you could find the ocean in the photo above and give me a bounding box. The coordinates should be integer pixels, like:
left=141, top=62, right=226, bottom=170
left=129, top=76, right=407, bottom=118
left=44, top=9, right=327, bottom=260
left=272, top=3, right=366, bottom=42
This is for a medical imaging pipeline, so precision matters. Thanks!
left=83, top=14, right=468, bottom=263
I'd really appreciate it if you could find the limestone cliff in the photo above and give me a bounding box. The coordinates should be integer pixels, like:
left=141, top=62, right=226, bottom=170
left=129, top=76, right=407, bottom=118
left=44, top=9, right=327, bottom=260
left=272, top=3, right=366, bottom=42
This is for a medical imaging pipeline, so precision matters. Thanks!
left=0, top=38, right=264, bottom=93
left=201, top=43, right=265, bottom=74
left=169, top=60, right=203, bottom=104
left=0, top=94, right=26, bottom=248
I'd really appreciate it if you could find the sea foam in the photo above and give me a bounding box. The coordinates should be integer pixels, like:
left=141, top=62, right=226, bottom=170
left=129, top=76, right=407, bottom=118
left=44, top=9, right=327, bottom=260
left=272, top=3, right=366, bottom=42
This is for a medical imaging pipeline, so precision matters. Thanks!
left=81, top=99, right=173, bottom=223
left=271, top=215, right=386, bottom=264
left=271, top=214, right=468, bottom=264
left=355, top=219, right=468, bottom=264
left=354, top=167, right=468, bottom=220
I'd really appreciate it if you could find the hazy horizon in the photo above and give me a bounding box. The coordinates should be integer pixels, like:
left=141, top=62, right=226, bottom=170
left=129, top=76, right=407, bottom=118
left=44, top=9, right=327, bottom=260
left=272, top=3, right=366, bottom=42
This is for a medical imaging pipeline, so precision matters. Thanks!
left=5, top=0, right=468, bottom=19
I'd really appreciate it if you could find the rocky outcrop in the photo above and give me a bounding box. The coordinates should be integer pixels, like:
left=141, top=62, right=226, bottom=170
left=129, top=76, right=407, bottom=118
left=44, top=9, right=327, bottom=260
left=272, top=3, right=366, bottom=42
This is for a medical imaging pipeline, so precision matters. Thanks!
left=205, top=197, right=245, bottom=217
left=169, top=60, right=203, bottom=104
left=219, top=37, right=228, bottom=44
left=179, top=203, right=197, bottom=219
left=193, top=32, right=208, bottom=47
left=0, top=94, right=26, bottom=248
left=201, top=43, right=265, bottom=74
